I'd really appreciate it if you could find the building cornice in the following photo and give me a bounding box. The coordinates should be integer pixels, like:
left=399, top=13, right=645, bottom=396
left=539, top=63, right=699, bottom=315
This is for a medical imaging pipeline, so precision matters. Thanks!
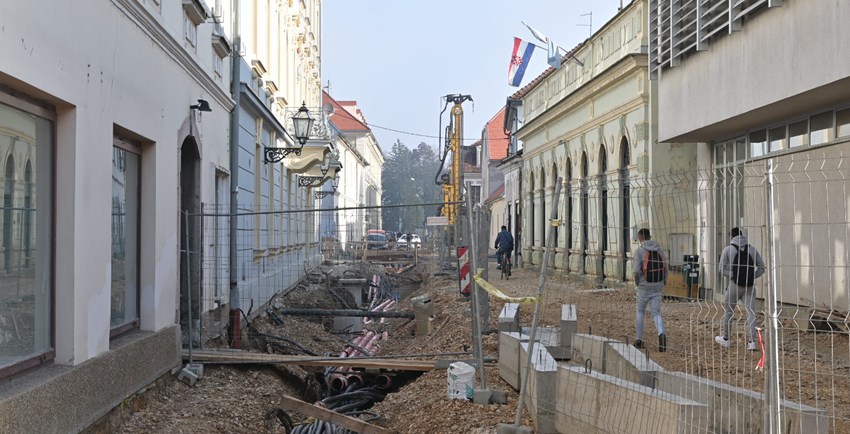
left=517, top=54, right=646, bottom=141
left=111, top=0, right=234, bottom=111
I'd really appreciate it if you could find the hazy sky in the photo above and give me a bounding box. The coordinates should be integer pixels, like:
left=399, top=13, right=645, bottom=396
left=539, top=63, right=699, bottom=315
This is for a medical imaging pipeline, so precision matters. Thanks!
left=323, top=0, right=627, bottom=152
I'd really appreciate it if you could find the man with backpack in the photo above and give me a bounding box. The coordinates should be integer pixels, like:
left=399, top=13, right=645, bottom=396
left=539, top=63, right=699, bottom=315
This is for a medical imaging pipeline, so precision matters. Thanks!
left=632, top=228, right=668, bottom=352
left=715, top=227, right=765, bottom=350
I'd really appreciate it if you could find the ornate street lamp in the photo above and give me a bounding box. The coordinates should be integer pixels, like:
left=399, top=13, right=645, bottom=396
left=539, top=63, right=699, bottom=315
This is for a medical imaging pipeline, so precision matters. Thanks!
left=264, top=102, right=314, bottom=163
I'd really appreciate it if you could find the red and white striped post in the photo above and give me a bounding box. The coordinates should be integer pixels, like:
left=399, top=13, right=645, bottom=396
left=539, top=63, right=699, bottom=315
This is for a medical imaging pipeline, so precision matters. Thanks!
left=457, top=246, right=471, bottom=296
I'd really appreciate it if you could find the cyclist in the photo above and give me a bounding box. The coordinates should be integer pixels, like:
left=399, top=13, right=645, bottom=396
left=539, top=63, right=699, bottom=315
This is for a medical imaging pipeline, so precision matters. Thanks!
left=494, top=225, right=514, bottom=274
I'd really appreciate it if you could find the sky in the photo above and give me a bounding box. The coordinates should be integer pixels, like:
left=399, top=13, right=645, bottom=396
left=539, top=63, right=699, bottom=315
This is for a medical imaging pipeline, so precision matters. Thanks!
left=322, top=0, right=627, bottom=153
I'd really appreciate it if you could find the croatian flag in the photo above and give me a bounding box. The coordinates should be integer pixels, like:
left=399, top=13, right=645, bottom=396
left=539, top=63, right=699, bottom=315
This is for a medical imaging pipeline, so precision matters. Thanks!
left=508, top=37, right=535, bottom=87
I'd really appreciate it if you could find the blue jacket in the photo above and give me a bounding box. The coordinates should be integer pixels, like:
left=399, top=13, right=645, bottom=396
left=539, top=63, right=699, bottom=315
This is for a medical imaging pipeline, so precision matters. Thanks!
left=495, top=230, right=514, bottom=250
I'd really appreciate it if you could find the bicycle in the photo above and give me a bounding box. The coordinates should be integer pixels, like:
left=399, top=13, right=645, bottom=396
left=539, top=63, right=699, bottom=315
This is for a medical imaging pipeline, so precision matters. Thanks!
left=499, top=253, right=512, bottom=280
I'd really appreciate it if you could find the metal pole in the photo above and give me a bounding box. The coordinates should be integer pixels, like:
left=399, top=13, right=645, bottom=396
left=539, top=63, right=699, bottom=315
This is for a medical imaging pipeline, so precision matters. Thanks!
left=514, top=177, right=562, bottom=426
left=764, top=159, right=782, bottom=433
left=184, top=210, right=194, bottom=365
left=465, top=187, right=487, bottom=390
left=228, top=0, right=242, bottom=348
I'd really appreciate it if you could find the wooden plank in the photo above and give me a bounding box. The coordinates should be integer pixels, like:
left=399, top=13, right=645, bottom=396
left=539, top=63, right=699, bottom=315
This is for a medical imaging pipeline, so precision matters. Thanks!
left=183, top=350, right=435, bottom=371
left=278, top=393, right=397, bottom=434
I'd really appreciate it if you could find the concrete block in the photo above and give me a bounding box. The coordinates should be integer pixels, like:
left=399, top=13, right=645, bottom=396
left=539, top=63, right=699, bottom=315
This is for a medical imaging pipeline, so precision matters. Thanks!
left=604, top=342, right=664, bottom=387
left=498, top=332, right=528, bottom=389
left=496, top=424, right=534, bottom=434
left=560, top=304, right=578, bottom=349
left=521, top=327, right=570, bottom=360
left=498, top=303, right=521, bottom=333
left=655, top=370, right=828, bottom=434
left=556, top=365, right=709, bottom=434
left=571, top=333, right=616, bottom=373
left=520, top=342, right=558, bottom=434
left=473, top=389, right=492, bottom=405
left=489, top=390, right=508, bottom=404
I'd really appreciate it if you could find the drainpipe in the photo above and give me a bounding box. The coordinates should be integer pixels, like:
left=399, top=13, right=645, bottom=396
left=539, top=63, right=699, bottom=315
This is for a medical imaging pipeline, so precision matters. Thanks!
left=228, top=0, right=242, bottom=348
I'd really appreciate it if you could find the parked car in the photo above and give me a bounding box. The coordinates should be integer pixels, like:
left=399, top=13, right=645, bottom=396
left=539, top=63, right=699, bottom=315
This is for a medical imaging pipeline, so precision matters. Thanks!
left=366, top=233, right=388, bottom=250
left=396, top=233, right=421, bottom=249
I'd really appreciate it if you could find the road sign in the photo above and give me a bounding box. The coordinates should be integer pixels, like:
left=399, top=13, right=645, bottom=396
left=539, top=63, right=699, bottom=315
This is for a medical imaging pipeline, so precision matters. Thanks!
left=426, top=216, right=449, bottom=226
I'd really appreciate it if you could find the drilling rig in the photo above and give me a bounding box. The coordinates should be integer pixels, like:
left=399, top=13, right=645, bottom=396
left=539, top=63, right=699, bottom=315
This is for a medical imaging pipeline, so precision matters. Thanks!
left=435, top=94, right=472, bottom=247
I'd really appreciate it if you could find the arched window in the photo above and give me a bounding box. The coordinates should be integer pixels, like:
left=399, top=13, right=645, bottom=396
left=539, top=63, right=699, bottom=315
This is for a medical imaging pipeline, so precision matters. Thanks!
left=4, top=155, right=15, bottom=273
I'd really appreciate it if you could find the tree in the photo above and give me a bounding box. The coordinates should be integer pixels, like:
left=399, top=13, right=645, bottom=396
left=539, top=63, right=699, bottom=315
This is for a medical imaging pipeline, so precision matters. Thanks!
left=381, top=140, right=443, bottom=233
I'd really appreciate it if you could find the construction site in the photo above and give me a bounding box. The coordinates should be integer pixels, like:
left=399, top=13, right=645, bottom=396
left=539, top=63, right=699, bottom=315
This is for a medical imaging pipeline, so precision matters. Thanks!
left=80, top=185, right=850, bottom=434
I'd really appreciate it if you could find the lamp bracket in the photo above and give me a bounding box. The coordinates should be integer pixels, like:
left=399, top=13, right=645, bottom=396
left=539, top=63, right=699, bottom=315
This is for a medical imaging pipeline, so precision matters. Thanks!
left=264, top=146, right=302, bottom=164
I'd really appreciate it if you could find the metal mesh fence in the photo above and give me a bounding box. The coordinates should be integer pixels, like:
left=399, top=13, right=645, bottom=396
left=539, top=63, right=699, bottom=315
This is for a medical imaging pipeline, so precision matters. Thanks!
left=181, top=202, right=446, bottom=352
left=500, top=151, right=850, bottom=433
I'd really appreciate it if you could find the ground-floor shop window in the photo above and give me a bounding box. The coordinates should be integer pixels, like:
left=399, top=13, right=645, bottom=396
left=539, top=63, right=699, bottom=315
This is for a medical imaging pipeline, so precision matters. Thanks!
left=0, top=94, right=54, bottom=377
left=111, top=137, right=140, bottom=335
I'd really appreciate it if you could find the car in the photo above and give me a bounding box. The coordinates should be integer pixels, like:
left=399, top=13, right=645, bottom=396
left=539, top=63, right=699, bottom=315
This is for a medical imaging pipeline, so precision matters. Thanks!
left=396, top=233, right=421, bottom=249
left=366, top=233, right=388, bottom=250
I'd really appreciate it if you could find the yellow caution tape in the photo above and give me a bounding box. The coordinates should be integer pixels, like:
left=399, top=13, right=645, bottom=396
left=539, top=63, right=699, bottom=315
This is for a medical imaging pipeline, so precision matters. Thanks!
left=472, top=269, right=538, bottom=304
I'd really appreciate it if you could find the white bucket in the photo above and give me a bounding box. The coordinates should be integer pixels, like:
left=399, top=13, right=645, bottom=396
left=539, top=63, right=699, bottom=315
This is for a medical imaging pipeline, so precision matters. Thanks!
left=446, top=361, right=475, bottom=400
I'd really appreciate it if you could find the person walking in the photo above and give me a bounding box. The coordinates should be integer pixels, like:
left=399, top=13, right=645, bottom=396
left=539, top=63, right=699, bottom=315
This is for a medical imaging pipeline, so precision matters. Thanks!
left=633, top=228, right=668, bottom=352
left=715, top=227, right=765, bottom=350
left=494, top=225, right=514, bottom=274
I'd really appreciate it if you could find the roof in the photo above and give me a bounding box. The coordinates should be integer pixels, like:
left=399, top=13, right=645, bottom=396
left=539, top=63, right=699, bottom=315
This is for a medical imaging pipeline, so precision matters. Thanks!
left=322, top=91, right=371, bottom=133
left=485, top=107, right=509, bottom=161
left=484, top=183, right=505, bottom=204
left=509, top=42, right=585, bottom=100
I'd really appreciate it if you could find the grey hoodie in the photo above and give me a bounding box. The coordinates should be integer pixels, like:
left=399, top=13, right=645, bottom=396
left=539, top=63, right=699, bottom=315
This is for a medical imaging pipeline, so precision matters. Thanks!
left=633, top=239, right=667, bottom=288
left=720, top=235, right=766, bottom=286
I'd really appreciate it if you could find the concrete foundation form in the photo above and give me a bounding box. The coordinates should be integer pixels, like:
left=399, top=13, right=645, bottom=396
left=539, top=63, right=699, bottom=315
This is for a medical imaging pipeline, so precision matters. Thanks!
left=556, top=365, right=708, bottom=434
left=498, top=303, right=521, bottom=334
left=498, top=331, right=528, bottom=390
left=519, top=342, right=558, bottom=434
left=655, top=370, right=828, bottom=434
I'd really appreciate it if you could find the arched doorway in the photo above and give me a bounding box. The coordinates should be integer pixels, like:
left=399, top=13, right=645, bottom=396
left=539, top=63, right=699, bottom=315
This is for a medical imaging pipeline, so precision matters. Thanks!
left=620, top=138, right=631, bottom=281
left=539, top=168, right=546, bottom=251
left=180, top=136, right=201, bottom=345
left=564, top=158, right=572, bottom=272
left=4, top=156, right=15, bottom=273
left=528, top=170, right=534, bottom=264
left=598, top=145, right=608, bottom=285
left=549, top=163, right=558, bottom=268
left=23, top=160, right=32, bottom=269
left=581, top=152, right=588, bottom=274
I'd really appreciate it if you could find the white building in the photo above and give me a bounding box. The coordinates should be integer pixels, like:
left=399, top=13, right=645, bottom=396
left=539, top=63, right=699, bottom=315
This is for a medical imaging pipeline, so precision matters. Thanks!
left=0, top=0, right=232, bottom=431
left=651, top=0, right=850, bottom=308
left=320, top=91, right=383, bottom=254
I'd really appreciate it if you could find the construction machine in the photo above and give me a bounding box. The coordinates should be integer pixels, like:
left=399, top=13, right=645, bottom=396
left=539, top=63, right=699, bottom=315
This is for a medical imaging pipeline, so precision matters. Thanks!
left=435, top=94, right=472, bottom=244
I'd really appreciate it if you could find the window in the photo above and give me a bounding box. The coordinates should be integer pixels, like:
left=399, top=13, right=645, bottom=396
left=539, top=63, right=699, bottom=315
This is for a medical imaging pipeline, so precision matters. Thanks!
left=809, top=112, right=833, bottom=146
left=213, top=50, right=223, bottom=79
left=768, top=126, right=785, bottom=152
left=182, top=0, right=206, bottom=50
left=749, top=129, right=766, bottom=158
left=111, top=138, right=140, bottom=334
left=0, top=97, right=54, bottom=377
left=837, top=108, right=850, bottom=138
left=788, top=120, right=808, bottom=148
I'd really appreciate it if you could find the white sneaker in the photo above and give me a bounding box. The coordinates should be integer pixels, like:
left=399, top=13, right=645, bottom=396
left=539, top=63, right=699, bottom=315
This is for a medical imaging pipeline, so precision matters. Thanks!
left=747, top=341, right=758, bottom=351
left=715, top=336, right=730, bottom=348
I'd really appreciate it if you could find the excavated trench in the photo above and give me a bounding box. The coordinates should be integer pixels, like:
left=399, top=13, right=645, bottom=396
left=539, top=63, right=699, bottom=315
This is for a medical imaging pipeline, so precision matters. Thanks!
left=244, top=261, right=427, bottom=433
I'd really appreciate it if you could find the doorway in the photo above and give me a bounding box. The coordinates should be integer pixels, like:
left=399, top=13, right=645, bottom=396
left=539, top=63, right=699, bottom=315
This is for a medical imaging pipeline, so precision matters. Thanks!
left=180, top=136, right=201, bottom=342
left=620, top=138, right=630, bottom=281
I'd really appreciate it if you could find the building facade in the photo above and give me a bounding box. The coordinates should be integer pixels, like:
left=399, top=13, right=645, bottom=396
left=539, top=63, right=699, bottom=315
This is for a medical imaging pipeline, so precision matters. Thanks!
left=514, top=0, right=697, bottom=285
left=320, top=91, right=383, bottom=254
left=651, top=0, right=850, bottom=307
left=0, top=0, right=233, bottom=431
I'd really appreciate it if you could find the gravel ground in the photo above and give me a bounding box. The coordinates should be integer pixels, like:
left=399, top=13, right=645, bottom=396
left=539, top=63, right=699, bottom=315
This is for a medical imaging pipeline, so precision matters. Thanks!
left=114, top=258, right=850, bottom=434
